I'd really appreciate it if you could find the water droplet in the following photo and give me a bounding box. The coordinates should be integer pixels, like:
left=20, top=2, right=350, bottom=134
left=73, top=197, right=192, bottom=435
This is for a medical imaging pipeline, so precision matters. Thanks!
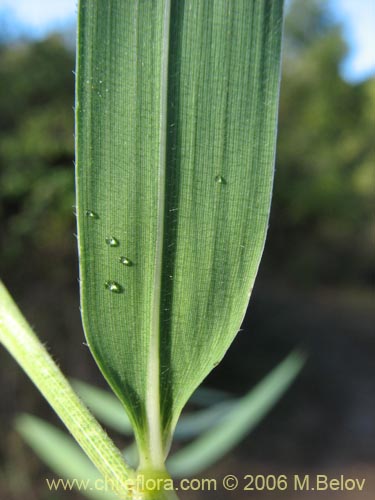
left=119, top=256, right=132, bottom=266
left=106, top=236, right=119, bottom=247
left=85, top=210, right=98, bottom=219
left=215, top=175, right=226, bottom=185
left=105, top=280, right=123, bottom=293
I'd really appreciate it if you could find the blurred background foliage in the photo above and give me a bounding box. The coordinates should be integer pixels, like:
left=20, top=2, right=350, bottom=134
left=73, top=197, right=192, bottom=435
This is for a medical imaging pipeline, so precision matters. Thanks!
left=0, top=35, right=75, bottom=274
left=0, top=1, right=374, bottom=499
left=270, top=0, right=375, bottom=287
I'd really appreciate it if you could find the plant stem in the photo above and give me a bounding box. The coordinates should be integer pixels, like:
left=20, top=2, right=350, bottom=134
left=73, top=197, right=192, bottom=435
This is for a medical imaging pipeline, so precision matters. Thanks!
left=0, top=281, right=135, bottom=500
left=134, top=468, right=180, bottom=500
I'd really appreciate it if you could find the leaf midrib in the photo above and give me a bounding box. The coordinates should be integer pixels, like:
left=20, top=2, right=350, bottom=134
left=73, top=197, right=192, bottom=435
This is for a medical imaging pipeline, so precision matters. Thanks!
left=145, top=0, right=172, bottom=468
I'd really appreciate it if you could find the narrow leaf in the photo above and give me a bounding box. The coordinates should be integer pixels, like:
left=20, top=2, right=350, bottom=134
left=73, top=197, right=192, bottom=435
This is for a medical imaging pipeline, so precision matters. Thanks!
left=76, top=0, right=284, bottom=467
left=72, top=379, right=134, bottom=435
left=167, top=351, right=305, bottom=477
left=188, top=387, right=232, bottom=408
left=123, top=442, right=139, bottom=470
left=174, top=403, right=232, bottom=441
left=16, top=414, right=117, bottom=500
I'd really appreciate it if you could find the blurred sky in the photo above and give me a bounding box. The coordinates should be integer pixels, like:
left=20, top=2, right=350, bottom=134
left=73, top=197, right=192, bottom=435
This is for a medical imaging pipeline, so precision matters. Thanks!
left=0, top=0, right=374, bottom=83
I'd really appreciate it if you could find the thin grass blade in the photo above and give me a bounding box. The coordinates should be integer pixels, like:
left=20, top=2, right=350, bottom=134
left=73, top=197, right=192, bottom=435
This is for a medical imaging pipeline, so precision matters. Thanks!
left=72, top=379, right=134, bottom=435
left=167, top=351, right=305, bottom=477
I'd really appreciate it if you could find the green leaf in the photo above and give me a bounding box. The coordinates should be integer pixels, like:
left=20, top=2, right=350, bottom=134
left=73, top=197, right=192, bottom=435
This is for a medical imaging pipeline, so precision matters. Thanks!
left=188, top=387, right=231, bottom=408
left=167, top=351, right=306, bottom=477
left=123, top=441, right=140, bottom=470
left=76, top=0, right=284, bottom=468
left=175, top=402, right=232, bottom=440
left=72, top=378, right=231, bottom=440
left=71, top=379, right=134, bottom=435
left=16, top=414, right=119, bottom=500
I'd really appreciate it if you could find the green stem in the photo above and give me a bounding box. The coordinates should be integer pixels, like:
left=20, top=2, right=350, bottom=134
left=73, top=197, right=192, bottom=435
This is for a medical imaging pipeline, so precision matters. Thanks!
left=0, top=281, right=135, bottom=500
left=134, top=469, right=180, bottom=500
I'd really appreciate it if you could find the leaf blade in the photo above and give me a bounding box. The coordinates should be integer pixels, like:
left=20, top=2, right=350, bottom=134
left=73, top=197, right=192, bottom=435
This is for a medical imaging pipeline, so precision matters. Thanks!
left=76, top=0, right=284, bottom=466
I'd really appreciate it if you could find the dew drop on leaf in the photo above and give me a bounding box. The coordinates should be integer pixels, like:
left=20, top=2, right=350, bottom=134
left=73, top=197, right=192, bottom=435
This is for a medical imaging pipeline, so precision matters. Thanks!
left=85, top=210, right=98, bottom=219
left=215, top=175, right=226, bottom=185
left=105, top=281, right=123, bottom=293
left=119, top=256, right=132, bottom=266
left=105, top=236, right=119, bottom=247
